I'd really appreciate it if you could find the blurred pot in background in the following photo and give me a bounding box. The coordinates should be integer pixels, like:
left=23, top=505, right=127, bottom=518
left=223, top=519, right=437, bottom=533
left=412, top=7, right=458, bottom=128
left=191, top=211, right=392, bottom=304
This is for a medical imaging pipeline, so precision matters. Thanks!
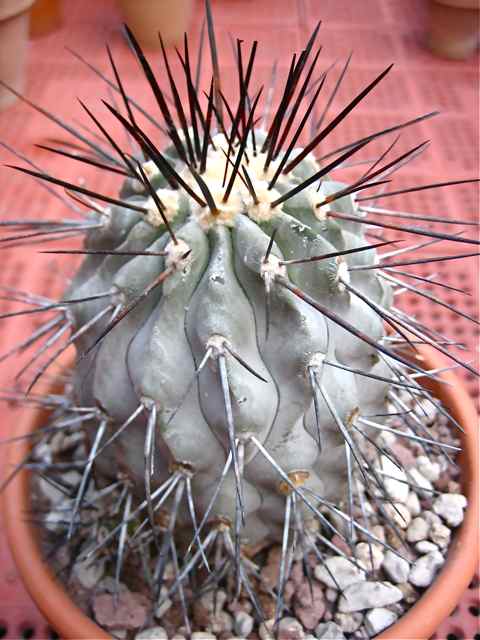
left=427, top=0, right=480, bottom=59
left=117, top=0, right=193, bottom=49
left=29, top=0, right=62, bottom=38
left=0, top=0, right=34, bottom=110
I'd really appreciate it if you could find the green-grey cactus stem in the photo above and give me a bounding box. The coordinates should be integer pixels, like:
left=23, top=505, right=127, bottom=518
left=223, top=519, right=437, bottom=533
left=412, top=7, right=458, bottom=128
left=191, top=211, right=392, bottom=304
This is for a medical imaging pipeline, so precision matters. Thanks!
left=58, top=129, right=398, bottom=544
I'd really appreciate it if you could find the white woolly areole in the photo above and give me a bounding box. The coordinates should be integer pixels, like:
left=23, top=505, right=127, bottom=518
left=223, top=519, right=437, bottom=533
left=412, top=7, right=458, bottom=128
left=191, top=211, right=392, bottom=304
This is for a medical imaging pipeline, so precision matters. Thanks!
left=141, top=160, right=160, bottom=181
left=193, top=183, right=243, bottom=230
left=165, top=238, right=191, bottom=269
left=309, top=351, right=326, bottom=368
left=246, top=181, right=282, bottom=223
left=260, top=255, right=287, bottom=287
left=352, top=193, right=366, bottom=217
left=185, top=138, right=286, bottom=227
left=178, top=126, right=195, bottom=145
left=307, top=185, right=331, bottom=221
left=210, top=133, right=230, bottom=153
left=202, top=153, right=230, bottom=184
left=246, top=152, right=282, bottom=184
left=145, top=189, right=180, bottom=227
left=335, top=256, right=350, bottom=292
left=206, top=334, right=228, bottom=357
left=134, top=159, right=160, bottom=190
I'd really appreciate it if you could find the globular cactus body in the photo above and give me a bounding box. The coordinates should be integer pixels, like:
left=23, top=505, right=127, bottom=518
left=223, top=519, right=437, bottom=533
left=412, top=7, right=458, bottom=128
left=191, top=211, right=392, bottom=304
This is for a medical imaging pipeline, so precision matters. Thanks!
left=67, top=131, right=392, bottom=544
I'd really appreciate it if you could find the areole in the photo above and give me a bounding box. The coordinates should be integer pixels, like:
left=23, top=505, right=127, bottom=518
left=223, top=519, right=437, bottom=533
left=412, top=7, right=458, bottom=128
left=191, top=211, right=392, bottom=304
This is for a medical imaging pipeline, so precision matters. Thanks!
left=2, top=344, right=478, bottom=640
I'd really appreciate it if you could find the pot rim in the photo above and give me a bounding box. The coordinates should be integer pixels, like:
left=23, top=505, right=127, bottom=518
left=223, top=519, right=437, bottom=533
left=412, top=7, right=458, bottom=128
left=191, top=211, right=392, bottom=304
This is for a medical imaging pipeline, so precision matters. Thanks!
left=2, top=345, right=478, bottom=640
left=0, top=0, right=34, bottom=22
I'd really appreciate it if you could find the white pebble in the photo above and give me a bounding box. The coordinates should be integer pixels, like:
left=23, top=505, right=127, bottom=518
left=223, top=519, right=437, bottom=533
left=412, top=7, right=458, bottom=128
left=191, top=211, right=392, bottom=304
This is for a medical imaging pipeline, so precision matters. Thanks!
left=154, top=587, right=171, bottom=619
left=361, top=500, right=375, bottom=517
left=406, top=468, right=434, bottom=497
left=377, top=430, right=397, bottom=449
left=433, top=494, right=467, bottom=527
left=315, top=621, right=346, bottom=638
left=406, top=517, right=429, bottom=543
left=199, top=589, right=227, bottom=614
left=370, top=525, right=386, bottom=543
left=34, top=442, right=52, bottom=464
left=424, top=510, right=442, bottom=527
left=383, top=503, right=411, bottom=529
left=135, top=628, right=168, bottom=640
left=45, top=501, right=70, bottom=532
left=382, top=550, right=410, bottom=584
left=38, top=471, right=81, bottom=505
left=154, top=598, right=171, bottom=619
left=356, top=542, right=384, bottom=571
left=405, top=492, right=421, bottom=517
left=325, top=588, right=338, bottom=603
left=192, top=634, right=216, bottom=640
left=277, top=617, right=305, bottom=639
left=259, top=619, right=275, bottom=640
left=415, top=540, right=438, bottom=554
left=415, top=456, right=441, bottom=482
left=207, top=611, right=233, bottom=635
left=260, top=617, right=305, bottom=640
left=364, top=607, right=398, bottom=635
left=429, top=521, right=451, bottom=549
left=413, top=398, right=437, bottom=423
left=338, top=582, right=403, bottom=613
left=333, top=612, right=363, bottom=633
left=409, top=551, right=445, bottom=587
left=73, top=556, right=105, bottom=589
left=234, top=611, right=254, bottom=637
left=378, top=455, right=409, bottom=503
left=314, top=556, right=366, bottom=590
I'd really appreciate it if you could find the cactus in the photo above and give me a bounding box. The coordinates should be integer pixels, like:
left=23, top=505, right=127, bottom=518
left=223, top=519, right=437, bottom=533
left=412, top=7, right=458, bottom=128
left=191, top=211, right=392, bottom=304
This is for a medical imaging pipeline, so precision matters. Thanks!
left=0, top=1, right=478, bottom=631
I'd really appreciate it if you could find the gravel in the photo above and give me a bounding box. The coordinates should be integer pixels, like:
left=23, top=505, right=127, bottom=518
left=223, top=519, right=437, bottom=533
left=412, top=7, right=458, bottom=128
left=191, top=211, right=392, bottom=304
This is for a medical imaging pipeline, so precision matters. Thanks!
left=364, top=608, right=398, bottom=635
left=135, top=628, right=168, bottom=640
left=406, top=517, right=429, bottom=543
left=315, top=621, right=346, bottom=639
left=433, top=493, right=467, bottom=527
left=382, top=550, right=410, bottom=584
left=314, top=557, right=365, bottom=590
left=338, top=582, right=403, bottom=613
left=33, top=384, right=467, bottom=639
left=408, top=551, right=445, bottom=587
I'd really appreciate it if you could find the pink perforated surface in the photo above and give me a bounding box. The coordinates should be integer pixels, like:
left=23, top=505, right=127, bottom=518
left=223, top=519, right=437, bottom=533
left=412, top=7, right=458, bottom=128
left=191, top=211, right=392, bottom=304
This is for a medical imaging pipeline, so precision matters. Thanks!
left=0, top=1, right=478, bottom=638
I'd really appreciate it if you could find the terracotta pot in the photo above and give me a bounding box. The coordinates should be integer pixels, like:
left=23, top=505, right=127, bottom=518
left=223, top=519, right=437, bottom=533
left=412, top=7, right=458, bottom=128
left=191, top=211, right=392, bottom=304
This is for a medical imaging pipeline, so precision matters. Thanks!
left=427, top=0, right=480, bottom=59
left=2, top=345, right=479, bottom=639
left=116, top=0, right=193, bottom=49
left=0, top=0, right=34, bottom=110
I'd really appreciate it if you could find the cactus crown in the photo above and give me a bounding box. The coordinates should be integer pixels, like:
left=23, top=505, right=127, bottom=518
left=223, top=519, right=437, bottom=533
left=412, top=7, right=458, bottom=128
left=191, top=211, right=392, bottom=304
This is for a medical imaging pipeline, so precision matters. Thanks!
left=1, top=1, right=478, bottom=633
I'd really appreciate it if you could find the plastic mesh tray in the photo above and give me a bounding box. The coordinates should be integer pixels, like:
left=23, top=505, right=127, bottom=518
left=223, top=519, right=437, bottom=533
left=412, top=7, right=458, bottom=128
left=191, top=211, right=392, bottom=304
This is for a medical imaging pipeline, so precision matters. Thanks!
left=0, top=1, right=478, bottom=638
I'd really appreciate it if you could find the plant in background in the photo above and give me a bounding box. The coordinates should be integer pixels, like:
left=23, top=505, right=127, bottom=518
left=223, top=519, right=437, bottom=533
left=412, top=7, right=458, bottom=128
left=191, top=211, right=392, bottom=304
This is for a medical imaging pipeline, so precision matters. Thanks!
left=0, top=1, right=478, bottom=637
